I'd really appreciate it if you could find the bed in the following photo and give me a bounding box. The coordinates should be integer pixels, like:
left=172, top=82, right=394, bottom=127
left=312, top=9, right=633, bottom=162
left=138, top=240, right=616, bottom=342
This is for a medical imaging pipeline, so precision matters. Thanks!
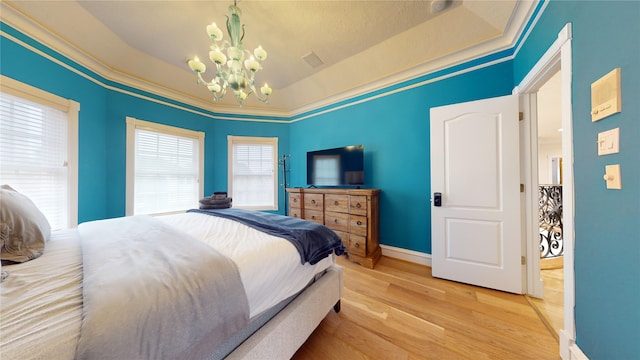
left=1, top=186, right=344, bottom=360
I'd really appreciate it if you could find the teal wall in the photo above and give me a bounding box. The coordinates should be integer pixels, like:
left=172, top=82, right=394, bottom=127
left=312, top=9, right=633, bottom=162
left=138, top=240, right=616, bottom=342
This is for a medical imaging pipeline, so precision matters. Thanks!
left=288, top=62, right=514, bottom=253
left=513, top=1, right=640, bottom=358
left=0, top=32, right=110, bottom=222
left=103, top=91, right=290, bottom=218
left=2, top=0, right=639, bottom=357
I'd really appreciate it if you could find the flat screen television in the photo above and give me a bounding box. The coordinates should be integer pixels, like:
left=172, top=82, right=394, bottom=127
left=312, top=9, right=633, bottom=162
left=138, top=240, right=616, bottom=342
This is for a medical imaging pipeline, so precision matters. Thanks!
left=307, top=145, right=364, bottom=187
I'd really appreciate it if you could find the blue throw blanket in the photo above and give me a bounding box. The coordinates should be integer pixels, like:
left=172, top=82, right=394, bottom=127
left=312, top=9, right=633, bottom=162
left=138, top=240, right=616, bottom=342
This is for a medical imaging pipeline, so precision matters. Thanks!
left=188, top=208, right=346, bottom=265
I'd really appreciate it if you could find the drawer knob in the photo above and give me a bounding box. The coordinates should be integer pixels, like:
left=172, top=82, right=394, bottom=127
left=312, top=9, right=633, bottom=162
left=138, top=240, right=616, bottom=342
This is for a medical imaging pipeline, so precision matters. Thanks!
left=334, top=218, right=338, bottom=224
left=354, top=242, right=360, bottom=248
left=357, top=220, right=362, bottom=226
left=355, top=203, right=361, bottom=208
left=311, top=199, right=316, bottom=204
left=312, top=215, right=316, bottom=219
left=334, top=201, right=339, bottom=205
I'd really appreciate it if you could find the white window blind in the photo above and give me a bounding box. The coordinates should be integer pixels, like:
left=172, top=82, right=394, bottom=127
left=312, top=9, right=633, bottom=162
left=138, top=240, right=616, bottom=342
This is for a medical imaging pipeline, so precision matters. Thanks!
left=228, top=136, right=278, bottom=210
left=126, top=118, right=204, bottom=215
left=0, top=80, right=78, bottom=230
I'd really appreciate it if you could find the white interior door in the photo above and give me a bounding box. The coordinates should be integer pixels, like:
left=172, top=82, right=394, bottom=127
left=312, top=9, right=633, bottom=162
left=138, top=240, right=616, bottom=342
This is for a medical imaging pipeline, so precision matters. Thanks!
left=430, top=94, right=523, bottom=294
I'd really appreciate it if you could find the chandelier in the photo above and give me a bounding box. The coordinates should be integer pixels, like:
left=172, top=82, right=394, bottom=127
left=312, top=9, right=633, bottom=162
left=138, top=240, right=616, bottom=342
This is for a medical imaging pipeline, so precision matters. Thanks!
left=187, top=0, right=272, bottom=106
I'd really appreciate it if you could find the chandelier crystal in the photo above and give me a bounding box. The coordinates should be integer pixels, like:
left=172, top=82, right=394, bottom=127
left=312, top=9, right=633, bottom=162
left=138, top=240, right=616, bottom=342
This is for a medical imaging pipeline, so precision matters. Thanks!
left=188, top=1, right=272, bottom=107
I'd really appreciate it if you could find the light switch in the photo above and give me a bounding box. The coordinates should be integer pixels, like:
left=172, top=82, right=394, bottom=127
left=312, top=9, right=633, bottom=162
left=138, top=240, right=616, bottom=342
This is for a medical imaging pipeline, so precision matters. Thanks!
left=603, top=164, right=622, bottom=189
left=597, top=128, right=620, bottom=155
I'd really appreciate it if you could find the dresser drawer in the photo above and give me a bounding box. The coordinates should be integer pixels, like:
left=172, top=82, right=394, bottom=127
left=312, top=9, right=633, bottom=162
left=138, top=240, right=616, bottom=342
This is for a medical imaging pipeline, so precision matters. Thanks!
left=289, top=207, right=302, bottom=219
left=303, top=209, right=324, bottom=224
left=304, top=193, right=324, bottom=211
left=349, top=195, right=368, bottom=215
left=325, top=211, right=349, bottom=232
left=325, top=194, right=349, bottom=213
left=332, top=230, right=349, bottom=245
left=350, top=215, right=368, bottom=236
left=349, top=235, right=367, bottom=257
left=289, top=193, right=302, bottom=208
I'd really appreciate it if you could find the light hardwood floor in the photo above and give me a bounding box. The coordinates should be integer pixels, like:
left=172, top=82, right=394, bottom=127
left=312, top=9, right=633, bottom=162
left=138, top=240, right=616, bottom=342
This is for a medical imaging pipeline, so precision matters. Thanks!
left=293, top=255, right=560, bottom=360
left=528, top=260, right=564, bottom=340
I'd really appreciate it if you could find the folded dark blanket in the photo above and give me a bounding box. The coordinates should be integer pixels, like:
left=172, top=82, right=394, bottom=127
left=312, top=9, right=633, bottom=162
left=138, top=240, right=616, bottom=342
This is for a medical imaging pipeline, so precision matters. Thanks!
left=199, top=197, right=232, bottom=205
left=199, top=203, right=231, bottom=210
left=199, top=196, right=232, bottom=209
left=188, top=208, right=345, bottom=265
left=212, top=192, right=228, bottom=199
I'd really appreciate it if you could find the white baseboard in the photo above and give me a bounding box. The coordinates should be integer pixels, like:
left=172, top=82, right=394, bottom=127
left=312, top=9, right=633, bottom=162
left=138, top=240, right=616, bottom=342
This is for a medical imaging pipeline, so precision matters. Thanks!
left=569, top=343, right=589, bottom=360
left=560, top=329, right=588, bottom=360
left=380, top=245, right=432, bottom=267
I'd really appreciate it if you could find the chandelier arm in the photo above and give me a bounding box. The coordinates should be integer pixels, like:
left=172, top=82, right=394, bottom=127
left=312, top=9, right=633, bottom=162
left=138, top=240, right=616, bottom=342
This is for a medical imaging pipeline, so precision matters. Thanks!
left=195, top=71, right=207, bottom=85
left=213, top=62, right=224, bottom=77
left=247, top=69, right=256, bottom=83
left=215, top=64, right=229, bottom=83
left=247, top=83, right=257, bottom=96
left=253, top=92, right=269, bottom=103
left=212, top=88, right=226, bottom=102
left=248, top=83, right=269, bottom=103
left=213, top=39, right=231, bottom=51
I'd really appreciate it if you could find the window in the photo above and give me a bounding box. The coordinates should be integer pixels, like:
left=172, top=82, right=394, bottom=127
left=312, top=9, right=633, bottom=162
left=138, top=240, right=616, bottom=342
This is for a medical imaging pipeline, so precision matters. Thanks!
left=228, top=136, right=278, bottom=210
left=312, top=155, right=341, bottom=186
left=126, top=117, right=204, bottom=215
left=0, top=76, right=79, bottom=230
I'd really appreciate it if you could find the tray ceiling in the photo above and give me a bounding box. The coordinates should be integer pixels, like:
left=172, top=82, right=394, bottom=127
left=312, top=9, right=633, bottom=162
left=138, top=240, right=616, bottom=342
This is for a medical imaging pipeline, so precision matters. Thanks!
left=2, top=1, right=538, bottom=116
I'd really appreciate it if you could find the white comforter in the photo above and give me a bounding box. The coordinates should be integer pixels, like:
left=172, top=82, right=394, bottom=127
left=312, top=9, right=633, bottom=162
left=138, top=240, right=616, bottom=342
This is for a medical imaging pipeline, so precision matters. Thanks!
left=76, top=215, right=250, bottom=360
left=0, top=228, right=82, bottom=360
left=158, top=212, right=335, bottom=317
left=0, top=212, right=334, bottom=360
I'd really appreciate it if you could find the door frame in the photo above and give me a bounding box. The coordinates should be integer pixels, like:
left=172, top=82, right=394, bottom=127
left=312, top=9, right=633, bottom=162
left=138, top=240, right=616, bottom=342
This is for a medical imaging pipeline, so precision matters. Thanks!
left=513, top=23, right=575, bottom=358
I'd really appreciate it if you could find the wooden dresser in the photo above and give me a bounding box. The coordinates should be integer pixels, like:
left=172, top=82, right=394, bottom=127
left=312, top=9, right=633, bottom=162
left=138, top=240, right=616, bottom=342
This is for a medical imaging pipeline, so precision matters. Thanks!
left=286, top=188, right=381, bottom=268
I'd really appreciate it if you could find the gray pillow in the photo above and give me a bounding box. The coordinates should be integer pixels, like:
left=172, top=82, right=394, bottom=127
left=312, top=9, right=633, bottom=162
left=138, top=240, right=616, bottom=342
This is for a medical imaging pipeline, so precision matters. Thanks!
left=0, top=185, right=51, bottom=262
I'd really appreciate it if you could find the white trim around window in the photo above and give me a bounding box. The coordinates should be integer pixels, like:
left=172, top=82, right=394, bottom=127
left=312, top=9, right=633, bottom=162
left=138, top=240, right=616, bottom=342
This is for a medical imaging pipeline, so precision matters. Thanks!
left=125, top=117, right=204, bottom=216
left=227, top=135, right=278, bottom=211
left=0, top=75, right=79, bottom=229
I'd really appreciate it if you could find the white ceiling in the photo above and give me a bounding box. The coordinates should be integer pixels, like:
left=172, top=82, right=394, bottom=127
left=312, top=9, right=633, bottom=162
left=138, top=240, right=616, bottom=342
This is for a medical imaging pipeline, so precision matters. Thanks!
left=2, top=0, right=538, bottom=116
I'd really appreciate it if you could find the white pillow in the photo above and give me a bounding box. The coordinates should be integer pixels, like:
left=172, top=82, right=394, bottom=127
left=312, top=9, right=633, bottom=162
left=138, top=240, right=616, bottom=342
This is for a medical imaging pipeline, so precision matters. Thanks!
left=0, top=185, right=51, bottom=262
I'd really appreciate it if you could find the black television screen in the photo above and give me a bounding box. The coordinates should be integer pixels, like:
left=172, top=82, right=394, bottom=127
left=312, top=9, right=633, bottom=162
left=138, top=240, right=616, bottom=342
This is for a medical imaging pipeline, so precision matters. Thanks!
left=307, top=145, right=364, bottom=187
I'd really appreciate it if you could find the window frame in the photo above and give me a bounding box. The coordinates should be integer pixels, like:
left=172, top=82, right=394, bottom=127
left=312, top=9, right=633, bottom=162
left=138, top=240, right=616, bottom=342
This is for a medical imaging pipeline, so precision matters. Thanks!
left=125, top=117, right=204, bottom=216
left=227, top=135, right=279, bottom=211
left=0, top=75, right=79, bottom=229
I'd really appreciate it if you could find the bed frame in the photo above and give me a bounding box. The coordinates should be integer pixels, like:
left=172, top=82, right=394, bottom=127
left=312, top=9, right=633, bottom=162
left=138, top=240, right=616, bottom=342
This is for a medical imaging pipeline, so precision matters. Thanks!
left=226, top=265, right=343, bottom=359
